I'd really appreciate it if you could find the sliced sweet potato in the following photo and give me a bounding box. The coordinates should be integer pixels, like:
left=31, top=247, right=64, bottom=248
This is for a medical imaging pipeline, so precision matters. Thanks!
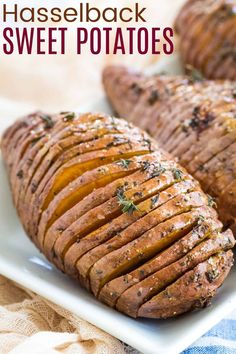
left=205, top=26, right=236, bottom=79
left=187, top=14, right=220, bottom=69
left=19, top=119, right=133, bottom=206
left=64, top=181, right=196, bottom=277
left=115, top=229, right=235, bottom=317
left=18, top=113, right=132, bottom=203
left=40, top=152, right=167, bottom=225
left=99, top=212, right=222, bottom=307
left=167, top=102, right=230, bottom=155
left=81, top=191, right=208, bottom=295
left=39, top=133, right=152, bottom=206
left=12, top=114, right=75, bottom=206
left=187, top=131, right=236, bottom=174
left=38, top=157, right=145, bottom=249
left=49, top=162, right=187, bottom=259
left=138, top=251, right=234, bottom=319
left=28, top=141, right=152, bottom=239
left=181, top=114, right=236, bottom=165
left=194, top=141, right=236, bottom=192
left=2, top=112, right=42, bottom=159
left=176, top=0, right=236, bottom=80
left=12, top=113, right=128, bottom=233
left=23, top=118, right=138, bottom=197
left=23, top=133, right=137, bottom=233
left=28, top=124, right=149, bottom=236
left=195, top=13, right=234, bottom=70
left=41, top=155, right=173, bottom=250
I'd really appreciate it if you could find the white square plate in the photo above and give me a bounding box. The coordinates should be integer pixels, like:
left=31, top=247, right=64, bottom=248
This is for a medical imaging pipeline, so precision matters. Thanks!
left=0, top=54, right=235, bottom=354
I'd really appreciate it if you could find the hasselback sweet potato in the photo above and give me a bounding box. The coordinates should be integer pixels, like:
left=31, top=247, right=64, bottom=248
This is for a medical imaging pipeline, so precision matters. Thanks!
left=103, top=66, right=236, bottom=234
left=175, top=0, right=236, bottom=80
left=115, top=230, right=234, bottom=317
left=99, top=213, right=222, bottom=307
left=1, top=112, right=235, bottom=319
left=138, top=251, right=233, bottom=318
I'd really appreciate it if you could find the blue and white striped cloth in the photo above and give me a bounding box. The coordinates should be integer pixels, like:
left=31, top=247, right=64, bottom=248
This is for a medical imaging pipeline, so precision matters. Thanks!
left=183, top=310, right=236, bottom=353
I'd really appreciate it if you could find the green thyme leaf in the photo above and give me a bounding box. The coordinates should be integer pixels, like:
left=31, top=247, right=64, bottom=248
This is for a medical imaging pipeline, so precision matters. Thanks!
left=207, top=195, right=217, bottom=208
left=62, top=112, right=76, bottom=122
left=40, top=114, right=54, bottom=129
left=116, top=159, right=132, bottom=169
left=172, top=168, right=183, bottom=181
left=116, top=190, right=139, bottom=215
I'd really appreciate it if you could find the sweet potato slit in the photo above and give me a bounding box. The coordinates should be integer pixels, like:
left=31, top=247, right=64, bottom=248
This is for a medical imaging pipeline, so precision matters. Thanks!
left=167, top=100, right=235, bottom=155
left=20, top=113, right=131, bottom=200
left=98, top=221, right=195, bottom=293
left=58, top=176, right=195, bottom=277
left=138, top=251, right=233, bottom=319
left=23, top=131, right=128, bottom=205
left=115, top=230, right=235, bottom=317
left=14, top=121, right=73, bottom=206
left=45, top=170, right=138, bottom=231
left=42, top=150, right=149, bottom=211
left=191, top=137, right=236, bottom=175
left=39, top=156, right=158, bottom=249
left=52, top=174, right=186, bottom=270
left=38, top=153, right=169, bottom=249
left=98, top=216, right=222, bottom=307
left=83, top=192, right=207, bottom=294
left=28, top=132, right=149, bottom=238
left=7, top=122, right=44, bottom=177
left=46, top=162, right=182, bottom=234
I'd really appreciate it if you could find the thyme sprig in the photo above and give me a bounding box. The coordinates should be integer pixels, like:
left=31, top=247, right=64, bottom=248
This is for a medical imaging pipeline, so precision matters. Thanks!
left=116, top=189, right=139, bottom=215
left=39, top=114, right=54, bottom=129
left=172, top=168, right=183, bottom=181
left=61, top=112, right=76, bottom=122
left=208, top=195, right=217, bottom=208
left=116, top=159, right=132, bottom=169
